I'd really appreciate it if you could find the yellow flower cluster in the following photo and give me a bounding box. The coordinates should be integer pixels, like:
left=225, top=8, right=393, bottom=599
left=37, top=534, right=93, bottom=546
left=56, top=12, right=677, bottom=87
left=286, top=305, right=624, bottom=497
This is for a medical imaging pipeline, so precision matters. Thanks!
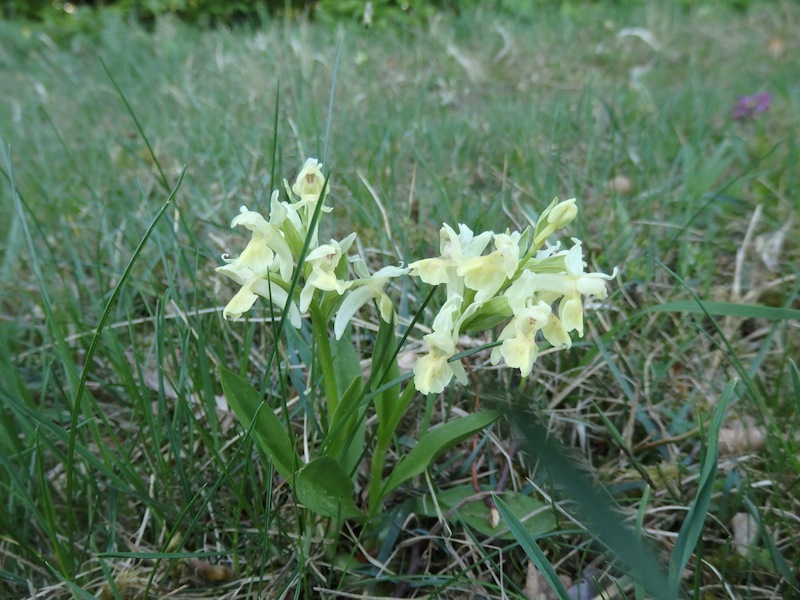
left=406, top=205, right=617, bottom=394
left=216, top=158, right=407, bottom=334
left=216, top=159, right=617, bottom=396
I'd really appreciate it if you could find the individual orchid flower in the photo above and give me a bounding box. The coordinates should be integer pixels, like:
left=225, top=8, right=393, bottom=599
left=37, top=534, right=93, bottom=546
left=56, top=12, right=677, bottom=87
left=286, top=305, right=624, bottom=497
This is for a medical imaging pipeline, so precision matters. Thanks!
left=220, top=279, right=261, bottom=321
left=299, top=233, right=357, bottom=313
left=540, top=313, right=573, bottom=348
left=220, top=277, right=301, bottom=327
left=284, top=157, right=334, bottom=217
left=280, top=158, right=333, bottom=250
left=216, top=204, right=294, bottom=283
left=292, top=158, right=328, bottom=200
left=506, top=271, right=571, bottom=349
left=526, top=241, right=617, bottom=336
left=268, top=189, right=304, bottom=251
left=413, top=330, right=467, bottom=395
left=502, top=270, right=572, bottom=348
left=334, top=263, right=409, bottom=340
left=413, top=296, right=467, bottom=395
left=490, top=301, right=551, bottom=377
left=457, top=231, right=522, bottom=303
left=408, top=223, right=493, bottom=299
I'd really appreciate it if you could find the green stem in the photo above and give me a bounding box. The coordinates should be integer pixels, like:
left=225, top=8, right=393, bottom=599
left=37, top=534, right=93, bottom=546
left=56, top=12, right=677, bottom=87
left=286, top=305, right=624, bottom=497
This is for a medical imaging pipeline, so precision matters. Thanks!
left=368, top=436, right=391, bottom=513
left=368, top=381, right=416, bottom=512
left=308, top=300, right=339, bottom=422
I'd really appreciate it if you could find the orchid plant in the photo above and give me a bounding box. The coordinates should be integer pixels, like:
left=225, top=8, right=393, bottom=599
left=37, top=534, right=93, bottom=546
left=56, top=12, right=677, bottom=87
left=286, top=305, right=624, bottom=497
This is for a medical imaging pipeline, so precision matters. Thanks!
left=217, top=158, right=617, bottom=520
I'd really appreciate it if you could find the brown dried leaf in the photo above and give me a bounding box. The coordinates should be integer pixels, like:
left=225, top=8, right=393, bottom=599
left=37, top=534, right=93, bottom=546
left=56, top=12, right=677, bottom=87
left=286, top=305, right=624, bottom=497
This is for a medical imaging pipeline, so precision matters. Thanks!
left=188, top=558, right=233, bottom=582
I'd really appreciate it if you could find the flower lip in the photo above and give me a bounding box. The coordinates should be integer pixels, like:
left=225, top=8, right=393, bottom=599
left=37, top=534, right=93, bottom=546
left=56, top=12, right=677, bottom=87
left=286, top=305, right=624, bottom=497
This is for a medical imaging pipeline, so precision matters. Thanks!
left=292, top=157, right=328, bottom=199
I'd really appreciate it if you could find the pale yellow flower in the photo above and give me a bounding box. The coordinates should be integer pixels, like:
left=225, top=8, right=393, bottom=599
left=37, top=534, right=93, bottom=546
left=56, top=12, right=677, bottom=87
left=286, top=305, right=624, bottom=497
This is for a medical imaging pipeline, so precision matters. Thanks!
left=540, top=313, right=572, bottom=348
left=216, top=204, right=294, bottom=283
left=334, top=264, right=408, bottom=340
left=525, top=241, right=617, bottom=336
left=409, top=223, right=492, bottom=299
left=412, top=295, right=470, bottom=394
left=216, top=202, right=300, bottom=323
left=457, top=231, right=522, bottom=303
left=220, top=277, right=301, bottom=328
left=413, top=330, right=467, bottom=395
left=490, top=302, right=551, bottom=377
left=299, top=233, right=357, bottom=313
left=292, top=157, right=328, bottom=200
left=221, top=280, right=260, bottom=321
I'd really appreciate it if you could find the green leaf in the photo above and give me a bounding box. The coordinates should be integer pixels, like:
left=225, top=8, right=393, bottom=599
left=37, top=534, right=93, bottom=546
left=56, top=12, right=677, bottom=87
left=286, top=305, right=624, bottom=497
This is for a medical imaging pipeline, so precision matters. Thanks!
left=493, top=492, right=570, bottom=599
left=380, top=410, right=501, bottom=500
left=668, top=380, right=735, bottom=593
left=459, top=296, right=513, bottom=332
left=415, top=485, right=555, bottom=540
left=219, top=366, right=300, bottom=481
left=326, top=374, right=366, bottom=473
left=648, top=300, right=800, bottom=321
left=295, top=456, right=363, bottom=519
left=327, top=329, right=368, bottom=470
left=332, top=331, right=364, bottom=399
left=372, top=317, right=401, bottom=426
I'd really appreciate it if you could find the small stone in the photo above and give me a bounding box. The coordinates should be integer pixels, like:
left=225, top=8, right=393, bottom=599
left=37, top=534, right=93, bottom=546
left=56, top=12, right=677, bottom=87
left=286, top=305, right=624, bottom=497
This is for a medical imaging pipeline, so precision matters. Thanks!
left=607, top=175, right=632, bottom=195
left=731, top=512, right=758, bottom=556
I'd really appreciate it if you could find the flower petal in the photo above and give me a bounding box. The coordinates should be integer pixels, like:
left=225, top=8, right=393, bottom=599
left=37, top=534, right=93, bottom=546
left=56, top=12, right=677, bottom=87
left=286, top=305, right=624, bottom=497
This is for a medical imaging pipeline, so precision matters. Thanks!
left=222, top=283, right=259, bottom=321
left=334, top=286, right=380, bottom=340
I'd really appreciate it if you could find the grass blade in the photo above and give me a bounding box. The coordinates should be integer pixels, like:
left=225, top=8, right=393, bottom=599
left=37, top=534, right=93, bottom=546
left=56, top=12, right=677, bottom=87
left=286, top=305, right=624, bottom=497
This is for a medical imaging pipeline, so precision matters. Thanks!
left=65, top=171, right=184, bottom=548
left=668, top=380, right=735, bottom=594
left=648, top=300, right=800, bottom=321
left=507, top=405, right=673, bottom=600
left=493, top=492, right=569, bottom=600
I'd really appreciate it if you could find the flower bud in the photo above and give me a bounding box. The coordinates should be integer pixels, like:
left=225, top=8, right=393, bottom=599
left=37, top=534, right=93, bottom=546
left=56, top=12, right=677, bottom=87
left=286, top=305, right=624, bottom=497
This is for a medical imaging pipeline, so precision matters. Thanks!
left=547, top=198, right=578, bottom=229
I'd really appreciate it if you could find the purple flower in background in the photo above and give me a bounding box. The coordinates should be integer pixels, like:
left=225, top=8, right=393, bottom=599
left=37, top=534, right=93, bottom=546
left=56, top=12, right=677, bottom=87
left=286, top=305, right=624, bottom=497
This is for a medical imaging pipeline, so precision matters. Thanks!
left=732, top=92, right=772, bottom=121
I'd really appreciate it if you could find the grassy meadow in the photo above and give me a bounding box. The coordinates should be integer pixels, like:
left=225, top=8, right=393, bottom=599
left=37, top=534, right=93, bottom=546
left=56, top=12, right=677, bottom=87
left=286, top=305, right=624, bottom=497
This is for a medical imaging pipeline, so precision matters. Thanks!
left=1, top=1, right=799, bottom=598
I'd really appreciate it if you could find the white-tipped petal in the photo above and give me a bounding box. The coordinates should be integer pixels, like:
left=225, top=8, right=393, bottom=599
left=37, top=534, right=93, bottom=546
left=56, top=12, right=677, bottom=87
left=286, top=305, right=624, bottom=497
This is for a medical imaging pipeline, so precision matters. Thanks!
left=334, top=286, right=379, bottom=340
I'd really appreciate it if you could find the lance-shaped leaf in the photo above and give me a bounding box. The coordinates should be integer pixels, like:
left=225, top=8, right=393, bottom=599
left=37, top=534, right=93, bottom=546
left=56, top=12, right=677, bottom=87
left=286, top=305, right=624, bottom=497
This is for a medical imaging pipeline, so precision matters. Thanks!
left=379, top=410, right=501, bottom=502
left=219, top=366, right=300, bottom=481
left=295, top=456, right=363, bottom=519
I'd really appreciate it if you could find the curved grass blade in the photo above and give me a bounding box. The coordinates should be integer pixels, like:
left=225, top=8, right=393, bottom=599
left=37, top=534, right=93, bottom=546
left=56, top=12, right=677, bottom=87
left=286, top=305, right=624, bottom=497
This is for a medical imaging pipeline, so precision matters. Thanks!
left=668, top=380, right=735, bottom=594
left=508, top=405, right=673, bottom=600
left=98, top=56, right=170, bottom=192
left=493, top=492, right=569, bottom=599
left=648, top=300, right=800, bottom=321
left=63, top=171, right=184, bottom=548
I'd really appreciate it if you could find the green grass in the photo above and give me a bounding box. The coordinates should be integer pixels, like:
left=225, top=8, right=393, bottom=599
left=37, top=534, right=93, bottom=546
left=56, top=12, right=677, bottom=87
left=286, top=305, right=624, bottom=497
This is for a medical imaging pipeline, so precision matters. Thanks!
left=1, top=1, right=799, bottom=598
